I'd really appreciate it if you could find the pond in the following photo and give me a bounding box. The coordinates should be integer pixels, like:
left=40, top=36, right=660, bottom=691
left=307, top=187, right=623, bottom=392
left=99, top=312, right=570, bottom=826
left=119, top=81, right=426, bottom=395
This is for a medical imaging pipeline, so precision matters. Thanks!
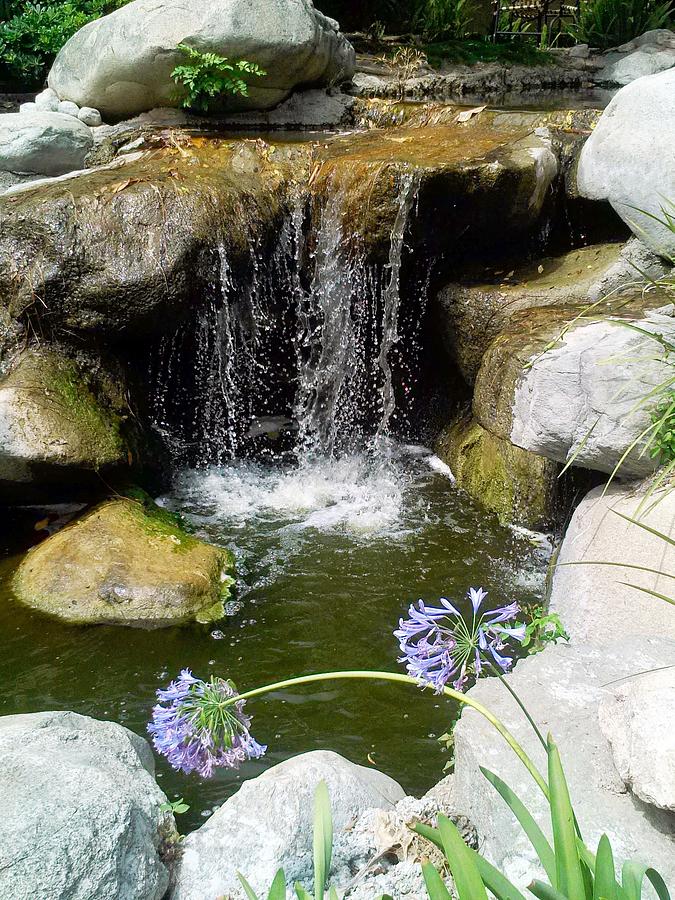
left=0, top=441, right=550, bottom=832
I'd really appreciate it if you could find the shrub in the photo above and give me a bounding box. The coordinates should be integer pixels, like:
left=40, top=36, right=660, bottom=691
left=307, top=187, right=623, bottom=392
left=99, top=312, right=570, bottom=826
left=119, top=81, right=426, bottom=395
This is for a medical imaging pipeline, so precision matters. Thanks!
left=412, top=0, right=473, bottom=40
left=170, top=44, right=265, bottom=113
left=569, top=0, right=674, bottom=50
left=0, top=0, right=127, bottom=85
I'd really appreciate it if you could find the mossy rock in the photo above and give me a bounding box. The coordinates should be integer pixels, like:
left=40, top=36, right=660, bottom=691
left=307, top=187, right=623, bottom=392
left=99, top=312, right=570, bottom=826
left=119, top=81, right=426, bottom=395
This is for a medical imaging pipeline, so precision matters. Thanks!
left=0, top=349, right=129, bottom=489
left=12, top=497, right=235, bottom=627
left=436, top=414, right=558, bottom=529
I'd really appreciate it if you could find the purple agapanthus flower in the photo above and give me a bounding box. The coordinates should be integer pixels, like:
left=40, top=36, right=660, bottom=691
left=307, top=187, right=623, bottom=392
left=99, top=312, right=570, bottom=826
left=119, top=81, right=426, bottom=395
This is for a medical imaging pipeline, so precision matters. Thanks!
left=394, top=587, right=526, bottom=693
left=148, top=669, right=266, bottom=777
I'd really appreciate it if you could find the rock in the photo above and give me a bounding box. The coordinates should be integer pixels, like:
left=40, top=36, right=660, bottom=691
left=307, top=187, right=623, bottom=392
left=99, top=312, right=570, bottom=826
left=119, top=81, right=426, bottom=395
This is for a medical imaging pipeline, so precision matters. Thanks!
left=18, top=102, right=37, bottom=113
left=550, top=481, right=675, bottom=643
left=58, top=99, right=80, bottom=117
left=0, top=111, right=93, bottom=175
left=221, top=88, right=355, bottom=129
left=0, top=710, right=173, bottom=900
left=474, top=295, right=675, bottom=476
left=599, top=668, right=675, bottom=812
left=452, top=637, right=675, bottom=890
left=577, top=68, right=675, bottom=258
left=0, top=348, right=132, bottom=494
left=598, top=29, right=675, bottom=86
left=12, top=495, right=235, bottom=626
left=172, top=750, right=405, bottom=899
left=34, top=88, right=60, bottom=112
left=435, top=415, right=559, bottom=528
left=587, top=237, right=672, bottom=302
left=77, top=105, right=102, bottom=126
left=48, top=0, right=356, bottom=120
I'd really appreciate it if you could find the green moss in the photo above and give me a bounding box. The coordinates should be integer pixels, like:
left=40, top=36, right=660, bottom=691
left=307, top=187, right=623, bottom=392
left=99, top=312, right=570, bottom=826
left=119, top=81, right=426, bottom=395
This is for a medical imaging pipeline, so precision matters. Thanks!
left=120, top=487, right=202, bottom=552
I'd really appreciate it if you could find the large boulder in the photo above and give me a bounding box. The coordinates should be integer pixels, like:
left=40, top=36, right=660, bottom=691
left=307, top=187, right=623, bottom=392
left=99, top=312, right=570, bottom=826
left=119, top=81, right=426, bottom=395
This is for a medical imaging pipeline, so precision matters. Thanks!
left=550, top=481, right=675, bottom=643
left=598, top=29, right=675, bottom=86
left=0, top=711, right=173, bottom=900
left=599, top=667, right=675, bottom=812
left=0, top=348, right=132, bottom=495
left=0, top=111, right=93, bottom=175
left=474, top=298, right=675, bottom=477
left=48, top=0, right=355, bottom=120
left=12, top=496, right=235, bottom=626
left=452, top=637, right=675, bottom=890
left=171, top=750, right=405, bottom=899
left=577, top=68, right=675, bottom=257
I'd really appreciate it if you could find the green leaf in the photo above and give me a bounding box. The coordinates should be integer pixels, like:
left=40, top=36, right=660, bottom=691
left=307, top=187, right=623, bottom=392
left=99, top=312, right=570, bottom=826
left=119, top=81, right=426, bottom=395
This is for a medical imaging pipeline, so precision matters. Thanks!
left=481, top=767, right=556, bottom=885
left=593, top=835, right=619, bottom=900
left=548, top=738, right=585, bottom=899
left=528, top=881, right=570, bottom=900
left=421, top=860, right=453, bottom=899
left=312, top=781, right=333, bottom=900
left=621, top=860, right=672, bottom=900
left=437, top=814, right=489, bottom=900
left=267, top=869, right=287, bottom=900
left=237, top=873, right=261, bottom=900
left=294, top=884, right=312, bottom=900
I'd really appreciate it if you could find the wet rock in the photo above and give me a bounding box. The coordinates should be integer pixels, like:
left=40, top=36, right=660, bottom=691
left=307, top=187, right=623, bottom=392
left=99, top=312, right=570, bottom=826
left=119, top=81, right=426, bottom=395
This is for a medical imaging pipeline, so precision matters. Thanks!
left=436, top=414, right=558, bottom=528
left=12, top=495, right=235, bottom=626
left=0, top=710, right=173, bottom=900
left=48, top=0, right=355, bottom=120
left=598, top=29, right=675, bottom=86
left=577, top=68, right=675, bottom=257
left=452, top=637, right=675, bottom=890
left=599, top=667, right=675, bottom=812
left=550, top=481, right=675, bottom=643
left=473, top=292, right=675, bottom=476
left=221, top=88, right=355, bottom=129
left=0, top=348, right=132, bottom=495
left=171, top=750, right=405, bottom=900
left=0, top=111, right=93, bottom=175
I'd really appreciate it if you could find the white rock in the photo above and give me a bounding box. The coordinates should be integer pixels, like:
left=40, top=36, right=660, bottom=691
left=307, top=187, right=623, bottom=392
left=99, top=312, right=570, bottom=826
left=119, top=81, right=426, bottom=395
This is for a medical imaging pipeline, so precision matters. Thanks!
left=550, top=481, right=675, bottom=643
left=171, top=750, right=404, bottom=900
left=58, top=99, right=80, bottom=117
left=34, top=87, right=60, bottom=111
left=599, top=29, right=675, bottom=86
left=577, top=68, right=675, bottom=257
left=452, top=638, right=675, bottom=892
left=18, top=102, right=37, bottom=113
left=0, top=111, right=93, bottom=175
left=48, top=0, right=355, bottom=120
left=78, top=105, right=102, bottom=126
left=510, top=312, right=675, bottom=476
left=599, top=668, right=675, bottom=811
left=0, top=711, right=172, bottom=900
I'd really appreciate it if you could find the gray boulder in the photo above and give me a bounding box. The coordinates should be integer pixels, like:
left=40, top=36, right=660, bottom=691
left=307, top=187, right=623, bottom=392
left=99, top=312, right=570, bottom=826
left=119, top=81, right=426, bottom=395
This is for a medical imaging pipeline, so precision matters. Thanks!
left=58, top=99, right=81, bottom=117
left=599, top=29, right=675, bottom=86
left=48, top=0, right=356, bottom=120
left=550, top=481, right=675, bottom=643
left=0, top=711, right=173, bottom=900
left=171, top=750, right=405, bottom=899
left=452, top=638, right=675, bottom=891
left=577, top=68, right=675, bottom=257
left=78, top=105, right=102, bottom=126
left=599, top=667, right=675, bottom=812
left=34, top=88, right=60, bottom=112
left=0, top=111, right=93, bottom=175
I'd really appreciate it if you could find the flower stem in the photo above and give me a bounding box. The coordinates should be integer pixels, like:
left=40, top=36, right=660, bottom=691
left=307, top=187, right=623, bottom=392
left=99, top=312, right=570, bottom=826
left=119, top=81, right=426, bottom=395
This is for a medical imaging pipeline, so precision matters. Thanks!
left=228, top=670, right=550, bottom=799
left=488, top=663, right=548, bottom=752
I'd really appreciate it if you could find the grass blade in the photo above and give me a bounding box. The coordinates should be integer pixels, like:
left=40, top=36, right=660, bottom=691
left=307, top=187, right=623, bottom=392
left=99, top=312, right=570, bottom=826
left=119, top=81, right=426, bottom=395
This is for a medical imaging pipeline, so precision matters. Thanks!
left=421, top=860, right=453, bottom=899
left=548, top=738, right=585, bottom=899
left=557, top=560, right=675, bottom=580
left=618, top=582, right=675, bottom=607
left=528, top=881, right=570, bottom=900
left=612, top=511, right=675, bottom=547
left=437, top=814, right=489, bottom=900
left=593, top=835, right=618, bottom=900
left=267, top=869, right=288, bottom=900
left=312, top=781, right=333, bottom=900
left=237, top=873, right=262, bottom=900
left=622, top=861, right=672, bottom=900
left=481, top=767, right=556, bottom=884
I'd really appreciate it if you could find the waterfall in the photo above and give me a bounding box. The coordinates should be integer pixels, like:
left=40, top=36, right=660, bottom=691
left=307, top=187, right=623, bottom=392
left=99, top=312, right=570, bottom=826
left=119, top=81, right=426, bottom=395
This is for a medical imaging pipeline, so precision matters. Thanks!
left=148, top=164, right=426, bottom=466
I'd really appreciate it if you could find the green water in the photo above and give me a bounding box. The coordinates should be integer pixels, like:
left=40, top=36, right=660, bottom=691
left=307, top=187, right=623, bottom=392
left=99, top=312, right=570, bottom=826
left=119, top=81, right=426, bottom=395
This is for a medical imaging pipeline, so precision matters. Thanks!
left=0, top=444, right=549, bottom=832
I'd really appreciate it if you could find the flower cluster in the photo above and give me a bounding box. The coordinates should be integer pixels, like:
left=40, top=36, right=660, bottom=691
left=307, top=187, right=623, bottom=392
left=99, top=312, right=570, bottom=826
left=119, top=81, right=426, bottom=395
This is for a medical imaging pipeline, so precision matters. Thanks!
left=148, top=669, right=266, bottom=777
left=395, top=587, right=526, bottom=693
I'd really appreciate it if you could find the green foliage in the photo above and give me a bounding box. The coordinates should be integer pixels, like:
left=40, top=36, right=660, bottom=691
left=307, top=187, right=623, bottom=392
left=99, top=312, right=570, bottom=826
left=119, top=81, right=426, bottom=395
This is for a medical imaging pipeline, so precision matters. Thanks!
left=422, top=37, right=552, bottom=67
left=412, top=0, right=472, bottom=40
left=159, top=797, right=190, bottom=814
left=569, top=0, right=673, bottom=50
left=521, top=607, right=569, bottom=654
left=0, top=0, right=127, bottom=84
left=649, top=390, right=675, bottom=463
left=170, top=43, right=265, bottom=113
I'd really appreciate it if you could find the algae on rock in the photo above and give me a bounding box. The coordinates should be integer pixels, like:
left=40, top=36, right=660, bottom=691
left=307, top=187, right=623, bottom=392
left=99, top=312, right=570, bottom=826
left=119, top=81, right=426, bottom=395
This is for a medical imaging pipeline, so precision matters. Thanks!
left=436, top=415, right=558, bottom=528
left=12, top=497, right=235, bottom=627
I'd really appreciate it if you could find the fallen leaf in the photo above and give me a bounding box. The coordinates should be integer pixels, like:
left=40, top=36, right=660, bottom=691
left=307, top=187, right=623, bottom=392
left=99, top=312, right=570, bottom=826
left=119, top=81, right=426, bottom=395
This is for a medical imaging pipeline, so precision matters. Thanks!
left=456, top=105, right=486, bottom=123
left=34, top=517, right=49, bottom=531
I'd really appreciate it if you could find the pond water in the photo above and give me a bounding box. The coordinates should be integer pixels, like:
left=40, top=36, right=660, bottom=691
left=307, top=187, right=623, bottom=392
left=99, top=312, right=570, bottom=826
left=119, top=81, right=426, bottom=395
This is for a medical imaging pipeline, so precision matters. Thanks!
left=0, top=442, right=550, bottom=832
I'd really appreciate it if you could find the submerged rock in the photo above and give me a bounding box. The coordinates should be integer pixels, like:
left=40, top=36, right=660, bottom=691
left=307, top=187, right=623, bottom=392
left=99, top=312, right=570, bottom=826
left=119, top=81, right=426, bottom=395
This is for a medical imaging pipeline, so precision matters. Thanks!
left=171, top=750, right=405, bottom=900
left=0, top=111, right=93, bottom=175
left=12, top=496, right=234, bottom=626
left=0, top=710, right=173, bottom=900
left=0, top=348, right=132, bottom=496
left=48, top=0, right=355, bottom=120
left=577, top=67, right=675, bottom=257
left=550, top=481, right=675, bottom=643
left=436, top=415, right=558, bottom=529
left=599, top=667, right=675, bottom=812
